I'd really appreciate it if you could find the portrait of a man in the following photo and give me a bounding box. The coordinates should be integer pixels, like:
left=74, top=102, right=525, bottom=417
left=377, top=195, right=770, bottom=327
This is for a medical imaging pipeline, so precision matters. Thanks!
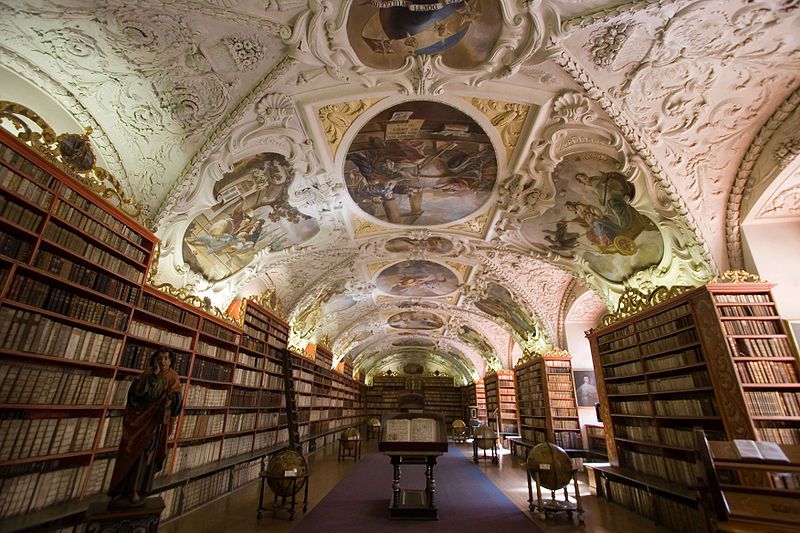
left=573, top=370, right=599, bottom=407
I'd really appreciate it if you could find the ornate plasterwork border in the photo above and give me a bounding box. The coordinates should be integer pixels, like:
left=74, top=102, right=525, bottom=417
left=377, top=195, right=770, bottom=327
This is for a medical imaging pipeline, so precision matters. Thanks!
left=726, top=89, right=800, bottom=269
left=551, top=44, right=715, bottom=274
left=560, top=0, right=680, bottom=32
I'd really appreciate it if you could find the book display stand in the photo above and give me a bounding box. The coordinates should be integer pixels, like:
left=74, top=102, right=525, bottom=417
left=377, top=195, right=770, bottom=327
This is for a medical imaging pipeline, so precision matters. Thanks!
left=378, top=413, right=448, bottom=520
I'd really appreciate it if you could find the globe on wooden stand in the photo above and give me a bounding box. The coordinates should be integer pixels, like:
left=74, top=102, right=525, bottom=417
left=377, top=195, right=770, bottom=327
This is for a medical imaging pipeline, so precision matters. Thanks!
left=472, top=425, right=498, bottom=464
left=452, top=419, right=467, bottom=443
left=366, top=417, right=381, bottom=440
left=526, top=443, right=584, bottom=523
left=257, top=449, right=309, bottom=521
left=338, top=427, right=362, bottom=461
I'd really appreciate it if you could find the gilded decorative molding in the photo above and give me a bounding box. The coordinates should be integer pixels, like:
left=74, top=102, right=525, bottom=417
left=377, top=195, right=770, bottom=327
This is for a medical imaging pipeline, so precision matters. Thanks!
left=151, top=282, right=235, bottom=323
left=248, top=288, right=285, bottom=319
left=318, top=98, right=381, bottom=157
left=147, top=242, right=161, bottom=285
left=367, top=260, right=395, bottom=278
left=543, top=348, right=572, bottom=359
left=0, top=101, right=146, bottom=224
left=445, top=261, right=472, bottom=281
left=711, top=270, right=764, bottom=284
left=445, top=213, right=489, bottom=235
left=467, top=97, right=530, bottom=156
left=352, top=213, right=385, bottom=237
left=598, top=285, right=693, bottom=328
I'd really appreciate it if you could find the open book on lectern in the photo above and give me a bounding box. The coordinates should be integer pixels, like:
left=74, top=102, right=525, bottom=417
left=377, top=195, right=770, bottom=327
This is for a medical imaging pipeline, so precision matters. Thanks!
left=384, top=418, right=438, bottom=442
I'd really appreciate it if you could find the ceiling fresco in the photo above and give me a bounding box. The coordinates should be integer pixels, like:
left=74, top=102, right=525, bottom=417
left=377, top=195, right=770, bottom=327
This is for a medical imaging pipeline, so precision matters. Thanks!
left=375, top=260, right=460, bottom=297
left=344, top=101, right=497, bottom=226
left=2, top=0, right=797, bottom=380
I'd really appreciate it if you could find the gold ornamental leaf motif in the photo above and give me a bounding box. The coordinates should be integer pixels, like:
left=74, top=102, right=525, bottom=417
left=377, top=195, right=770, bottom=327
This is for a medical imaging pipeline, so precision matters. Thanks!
left=598, top=285, right=694, bottom=328
left=468, top=97, right=530, bottom=155
left=0, top=101, right=146, bottom=225
left=367, top=260, right=395, bottom=278
left=318, top=98, right=382, bottom=157
left=445, top=213, right=489, bottom=235
left=151, top=282, right=236, bottom=325
left=250, top=288, right=285, bottom=319
left=351, top=213, right=385, bottom=236
left=445, top=262, right=471, bottom=281
left=543, top=348, right=571, bottom=359
left=711, top=270, right=764, bottom=284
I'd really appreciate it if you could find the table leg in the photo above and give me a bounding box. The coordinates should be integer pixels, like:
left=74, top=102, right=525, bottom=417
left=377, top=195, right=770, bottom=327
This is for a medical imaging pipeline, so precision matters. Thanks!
left=573, top=472, right=584, bottom=523
left=535, top=471, right=546, bottom=520
left=526, top=470, right=534, bottom=511
left=303, top=476, right=310, bottom=512
left=425, top=460, right=436, bottom=508
left=257, top=476, right=265, bottom=519
left=391, top=457, right=401, bottom=508
left=289, top=479, right=296, bottom=520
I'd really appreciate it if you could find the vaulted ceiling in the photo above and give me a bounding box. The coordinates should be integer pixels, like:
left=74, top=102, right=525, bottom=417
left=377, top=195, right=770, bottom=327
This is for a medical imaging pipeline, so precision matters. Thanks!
left=1, top=0, right=798, bottom=384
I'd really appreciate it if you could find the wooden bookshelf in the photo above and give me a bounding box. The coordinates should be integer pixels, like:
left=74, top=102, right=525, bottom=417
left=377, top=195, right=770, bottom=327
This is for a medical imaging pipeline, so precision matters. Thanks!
left=0, top=126, right=364, bottom=529
left=514, top=353, right=582, bottom=449
left=289, top=344, right=364, bottom=455
left=365, top=375, right=463, bottom=427
left=587, top=281, right=800, bottom=531
left=586, top=424, right=607, bottom=458
left=484, top=370, right=519, bottom=436
left=463, top=380, right=487, bottom=424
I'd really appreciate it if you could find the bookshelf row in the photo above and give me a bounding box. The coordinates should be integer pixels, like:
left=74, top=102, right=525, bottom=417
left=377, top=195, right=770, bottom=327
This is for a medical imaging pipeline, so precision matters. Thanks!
left=588, top=281, right=800, bottom=530
left=514, top=354, right=582, bottom=450
left=365, top=375, right=464, bottom=426
left=0, top=127, right=364, bottom=529
left=484, top=370, right=519, bottom=436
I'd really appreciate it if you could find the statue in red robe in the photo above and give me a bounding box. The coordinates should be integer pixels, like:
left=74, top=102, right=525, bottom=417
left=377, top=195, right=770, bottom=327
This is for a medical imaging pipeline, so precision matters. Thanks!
left=108, top=348, right=182, bottom=507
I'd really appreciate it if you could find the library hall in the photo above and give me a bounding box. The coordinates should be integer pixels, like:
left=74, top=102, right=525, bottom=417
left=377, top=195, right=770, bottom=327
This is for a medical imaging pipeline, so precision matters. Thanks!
left=0, top=0, right=799, bottom=531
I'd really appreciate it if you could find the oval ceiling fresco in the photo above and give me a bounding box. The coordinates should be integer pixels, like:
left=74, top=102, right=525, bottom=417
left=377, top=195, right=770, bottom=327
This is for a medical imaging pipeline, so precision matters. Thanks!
left=392, top=337, right=437, bottom=347
left=388, top=311, right=445, bottom=330
left=344, top=101, right=497, bottom=226
left=182, top=153, right=320, bottom=281
left=346, top=0, right=503, bottom=70
left=519, top=153, right=664, bottom=283
left=376, top=260, right=459, bottom=297
left=385, top=236, right=454, bottom=254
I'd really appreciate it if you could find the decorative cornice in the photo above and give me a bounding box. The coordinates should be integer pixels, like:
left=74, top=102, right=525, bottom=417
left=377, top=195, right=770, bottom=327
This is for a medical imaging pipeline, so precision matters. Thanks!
left=317, top=98, right=382, bottom=157
left=0, top=100, right=146, bottom=223
left=467, top=97, right=530, bottom=156
left=726, top=89, right=800, bottom=269
left=249, top=288, right=285, bottom=319
left=560, top=0, right=679, bottom=33
left=151, top=281, right=235, bottom=324
left=597, top=284, right=693, bottom=329
left=711, top=270, right=764, bottom=284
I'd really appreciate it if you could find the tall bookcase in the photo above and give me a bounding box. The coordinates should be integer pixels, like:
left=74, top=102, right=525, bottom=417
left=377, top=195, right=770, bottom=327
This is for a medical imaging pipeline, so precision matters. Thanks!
left=484, top=370, right=519, bottom=436
left=463, top=380, right=487, bottom=424
left=0, top=121, right=363, bottom=529
left=290, top=345, right=364, bottom=455
left=365, top=375, right=462, bottom=426
left=587, top=280, right=800, bottom=531
left=514, top=353, right=582, bottom=449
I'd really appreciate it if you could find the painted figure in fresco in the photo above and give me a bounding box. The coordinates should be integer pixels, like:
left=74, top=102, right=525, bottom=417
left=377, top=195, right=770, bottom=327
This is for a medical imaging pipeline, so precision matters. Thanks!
left=108, top=349, right=181, bottom=508
left=564, top=171, right=656, bottom=256
left=475, top=284, right=536, bottom=340
left=458, top=325, right=501, bottom=370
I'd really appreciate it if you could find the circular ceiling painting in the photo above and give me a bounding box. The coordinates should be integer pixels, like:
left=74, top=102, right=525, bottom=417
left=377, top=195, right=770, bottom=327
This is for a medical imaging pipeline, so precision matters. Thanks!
left=388, top=311, right=445, bottom=330
left=344, top=101, right=497, bottom=226
left=376, top=260, right=459, bottom=297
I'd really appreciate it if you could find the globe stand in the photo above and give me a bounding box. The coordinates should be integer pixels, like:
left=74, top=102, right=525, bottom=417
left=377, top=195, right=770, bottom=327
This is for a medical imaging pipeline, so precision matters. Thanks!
left=472, top=438, right=498, bottom=464
left=339, top=429, right=362, bottom=462
left=257, top=473, right=309, bottom=521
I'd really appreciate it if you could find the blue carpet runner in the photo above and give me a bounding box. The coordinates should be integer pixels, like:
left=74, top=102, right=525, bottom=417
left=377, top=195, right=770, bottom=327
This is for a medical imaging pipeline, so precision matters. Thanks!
left=293, top=445, right=542, bottom=532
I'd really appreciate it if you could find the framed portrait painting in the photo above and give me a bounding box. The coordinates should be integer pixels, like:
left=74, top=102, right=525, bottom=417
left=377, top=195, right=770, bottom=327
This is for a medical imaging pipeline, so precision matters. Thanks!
left=573, top=370, right=599, bottom=407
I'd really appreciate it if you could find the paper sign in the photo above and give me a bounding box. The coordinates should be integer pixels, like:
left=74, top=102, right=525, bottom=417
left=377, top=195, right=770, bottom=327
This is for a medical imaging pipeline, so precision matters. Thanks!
left=539, top=463, right=551, bottom=470
left=284, top=469, right=297, bottom=477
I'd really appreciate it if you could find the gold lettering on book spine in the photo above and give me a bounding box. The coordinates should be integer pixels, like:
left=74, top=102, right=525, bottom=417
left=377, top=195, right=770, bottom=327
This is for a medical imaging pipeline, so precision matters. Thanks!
left=0, top=101, right=147, bottom=225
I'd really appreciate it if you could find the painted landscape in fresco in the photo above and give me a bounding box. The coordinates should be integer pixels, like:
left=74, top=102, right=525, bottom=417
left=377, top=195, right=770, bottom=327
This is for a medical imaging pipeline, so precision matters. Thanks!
left=475, top=282, right=537, bottom=340
left=183, top=153, right=319, bottom=281
left=376, top=260, right=459, bottom=297
left=346, top=0, right=502, bottom=70
left=345, top=101, right=497, bottom=226
left=520, top=154, right=664, bottom=282
left=388, top=311, right=445, bottom=330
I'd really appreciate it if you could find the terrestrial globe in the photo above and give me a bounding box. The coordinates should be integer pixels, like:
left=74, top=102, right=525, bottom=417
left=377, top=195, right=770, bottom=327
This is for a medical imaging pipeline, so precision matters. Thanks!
left=473, top=425, right=496, bottom=450
left=340, top=427, right=360, bottom=450
left=265, top=449, right=308, bottom=496
left=527, top=442, right=573, bottom=490
left=452, top=419, right=467, bottom=435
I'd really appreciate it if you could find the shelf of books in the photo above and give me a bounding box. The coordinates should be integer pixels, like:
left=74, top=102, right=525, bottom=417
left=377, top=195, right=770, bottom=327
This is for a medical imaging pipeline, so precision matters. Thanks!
left=587, top=280, right=800, bottom=531
left=420, top=376, right=462, bottom=426
left=484, top=370, right=519, bottom=436
left=0, top=127, right=299, bottom=529
left=463, top=380, right=487, bottom=424
left=289, top=344, right=364, bottom=455
left=586, top=424, right=607, bottom=458
left=365, top=376, right=407, bottom=421
left=514, top=353, right=582, bottom=450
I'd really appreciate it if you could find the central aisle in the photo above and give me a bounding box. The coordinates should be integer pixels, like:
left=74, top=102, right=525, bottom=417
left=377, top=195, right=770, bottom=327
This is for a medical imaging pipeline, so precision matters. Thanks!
left=292, top=445, right=542, bottom=533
